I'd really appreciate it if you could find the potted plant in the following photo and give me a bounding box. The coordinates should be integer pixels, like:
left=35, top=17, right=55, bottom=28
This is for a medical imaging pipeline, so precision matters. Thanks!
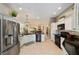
left=10, top=10, right=17, bottom=17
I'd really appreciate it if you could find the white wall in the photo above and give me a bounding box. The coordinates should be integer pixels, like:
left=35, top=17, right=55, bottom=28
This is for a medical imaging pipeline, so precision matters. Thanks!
left=0, top=4, right=11, bottom=15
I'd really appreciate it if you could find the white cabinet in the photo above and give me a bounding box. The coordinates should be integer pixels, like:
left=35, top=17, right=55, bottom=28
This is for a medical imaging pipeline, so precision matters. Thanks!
left=57, top=4, right=78, bottom=31
left=57, top=4, right=79, bottom=31
left=57, top=18, right=65, bottom=25
left=19, top=35, right=35, bottom=47
left=19, top=34, right=45, bottom=47
left=72, top=4, right=79, bottom=30
left=51, top=23, right=57, bottom=42
left=41, top=34, right=45, bottom=42
left=65, top=14, right=74, bottom=30
left=75, top=4, right=79, bottom=30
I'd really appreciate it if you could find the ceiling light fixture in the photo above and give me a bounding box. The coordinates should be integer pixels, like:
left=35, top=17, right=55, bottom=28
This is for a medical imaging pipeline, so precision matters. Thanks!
left=58, top=7, right=62, bottom=10
left=19, top=7, right=22, bottom=10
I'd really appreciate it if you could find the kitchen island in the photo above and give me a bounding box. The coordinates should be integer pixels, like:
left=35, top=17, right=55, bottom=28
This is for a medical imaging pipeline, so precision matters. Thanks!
left=19, top=34, right=45, bottom=47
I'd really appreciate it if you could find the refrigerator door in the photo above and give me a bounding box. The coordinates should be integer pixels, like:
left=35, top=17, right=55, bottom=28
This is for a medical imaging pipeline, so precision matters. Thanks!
left=0, top=15, right=2, bottom=54
left=2, top=19, right=14, bottom=52
left=2, top=43, right=20, bottom=55
left=0, top=15, right=20, bottom=55
left=13, top=23, right=20, bottom=44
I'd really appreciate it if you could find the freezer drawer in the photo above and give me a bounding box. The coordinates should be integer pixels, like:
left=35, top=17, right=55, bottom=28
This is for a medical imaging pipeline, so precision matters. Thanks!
left=2, top=43, right=20, bottom=55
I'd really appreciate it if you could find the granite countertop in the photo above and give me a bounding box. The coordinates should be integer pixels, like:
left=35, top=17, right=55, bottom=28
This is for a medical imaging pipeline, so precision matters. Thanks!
left=20, top=33, right=45, bottom=37
left=65, top=40, right=79, bottom=47
left=60, top=30, right=79, bottom=36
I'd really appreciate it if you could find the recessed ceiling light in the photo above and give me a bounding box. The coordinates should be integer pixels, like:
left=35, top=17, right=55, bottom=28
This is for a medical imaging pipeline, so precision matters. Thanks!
left=19, top=7, right=22, bottom=10
left=58, top=7, right=62, bottom=10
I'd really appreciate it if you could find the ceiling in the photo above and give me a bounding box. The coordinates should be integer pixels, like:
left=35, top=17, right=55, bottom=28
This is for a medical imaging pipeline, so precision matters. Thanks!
left=8, top=3, right=73, bottom=20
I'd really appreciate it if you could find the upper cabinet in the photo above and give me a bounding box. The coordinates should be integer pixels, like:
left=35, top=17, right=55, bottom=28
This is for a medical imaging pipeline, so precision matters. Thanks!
left=74, top=4, right=79, bottom=30
left=51, top=4, right=79, bottom=32
left=57, top=4, right=74, bottom=30
left=65, top=14, right=73, bottom=30
left=56, top=4, right=79, bottom=31
left=63, top=4, right=79, bottom=31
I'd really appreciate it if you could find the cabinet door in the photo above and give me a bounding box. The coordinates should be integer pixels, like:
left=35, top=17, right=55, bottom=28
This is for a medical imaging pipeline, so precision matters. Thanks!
left=51, top=23, right=57, bottom=42
left=73, top=4, right=79, bottom=30
left=51, top=23, right=57, bottom=33
left=65, top=15, right=73, bottom=30
left=77, top=4, right=79, bottom=30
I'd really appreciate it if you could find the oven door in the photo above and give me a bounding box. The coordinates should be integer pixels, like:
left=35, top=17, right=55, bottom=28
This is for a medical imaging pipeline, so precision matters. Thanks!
left=2, top=19, right=14, bottom=52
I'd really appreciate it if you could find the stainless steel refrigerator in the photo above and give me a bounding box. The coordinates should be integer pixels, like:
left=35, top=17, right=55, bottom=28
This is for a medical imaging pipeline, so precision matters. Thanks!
left=0, top=14, right=20, bottom=55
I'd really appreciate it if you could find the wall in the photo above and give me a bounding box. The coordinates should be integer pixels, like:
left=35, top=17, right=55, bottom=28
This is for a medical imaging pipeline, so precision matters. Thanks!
left=0, top=3, right=11, bottom=16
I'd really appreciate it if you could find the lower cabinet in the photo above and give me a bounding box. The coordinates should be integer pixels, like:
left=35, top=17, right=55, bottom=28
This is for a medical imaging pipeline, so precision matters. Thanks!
left=19, top=34, right=45, bottom=47
left=55, top=34, right=61, bottom=48
left=63, top=41, right=77, bottom=55
left=19, top=35, right=36, bottom=47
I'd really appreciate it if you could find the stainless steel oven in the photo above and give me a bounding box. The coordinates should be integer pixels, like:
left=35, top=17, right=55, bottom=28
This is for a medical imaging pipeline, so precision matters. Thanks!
left=57, top=24, right=65, bottom=30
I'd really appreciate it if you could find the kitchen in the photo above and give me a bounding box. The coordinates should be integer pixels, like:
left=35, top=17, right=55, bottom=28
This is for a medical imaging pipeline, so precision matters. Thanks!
left=0, top=3, right=79, bottom=55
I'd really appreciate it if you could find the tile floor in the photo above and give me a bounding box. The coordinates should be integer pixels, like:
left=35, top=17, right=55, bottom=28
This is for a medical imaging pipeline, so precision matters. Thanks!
left=19, top=39, right=64, bottom=55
